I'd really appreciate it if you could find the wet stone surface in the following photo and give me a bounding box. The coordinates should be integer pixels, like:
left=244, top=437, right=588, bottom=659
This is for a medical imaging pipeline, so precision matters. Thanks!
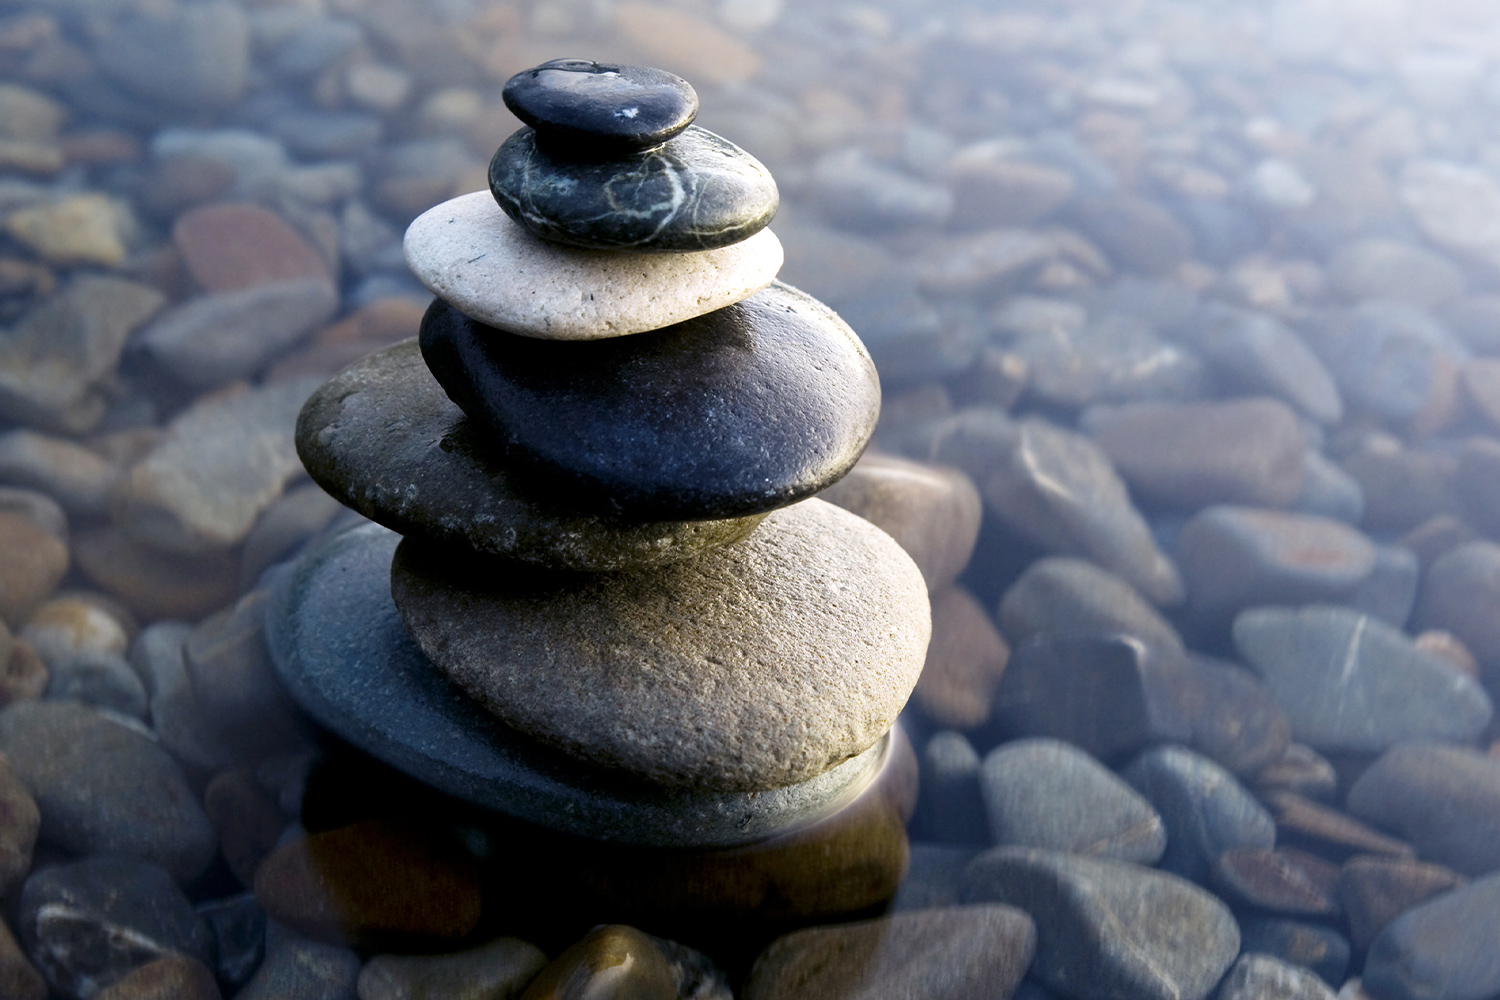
left=419, top=283, right=880, bottom=521
left=503, top=60, right=698, bottom=153
left=490, top=125, right=778, bottom=251
left=296, top=339, right=766, bottom=571
left=9, top=0, right=1500, bottom=995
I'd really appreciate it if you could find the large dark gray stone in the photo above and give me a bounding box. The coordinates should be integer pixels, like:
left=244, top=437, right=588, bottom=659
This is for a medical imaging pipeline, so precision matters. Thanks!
left=964, top=846, right=1240, bottom=1000
left=296, top=340, right=765, bottom=571
left=266, top=522, right=892, bottom=847
left=419, top=282, right=879, bottom=521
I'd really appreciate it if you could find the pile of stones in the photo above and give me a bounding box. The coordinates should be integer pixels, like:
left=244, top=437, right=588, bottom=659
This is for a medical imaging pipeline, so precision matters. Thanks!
left=278, top=59, right=932, bottom=851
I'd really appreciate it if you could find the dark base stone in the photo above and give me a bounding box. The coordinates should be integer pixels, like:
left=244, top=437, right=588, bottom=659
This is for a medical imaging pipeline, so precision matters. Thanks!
left=419, top=282, right=880, bottom=521
left=489, top=125, right=777, bottom=252
left=295, top=340, right=764, bottom=571
left=264, top=521, right=887, bottom=848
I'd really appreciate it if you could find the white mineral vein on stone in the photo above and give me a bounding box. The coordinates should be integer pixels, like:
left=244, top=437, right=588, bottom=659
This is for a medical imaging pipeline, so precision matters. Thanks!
left=404, top=191, right=782, bottom=340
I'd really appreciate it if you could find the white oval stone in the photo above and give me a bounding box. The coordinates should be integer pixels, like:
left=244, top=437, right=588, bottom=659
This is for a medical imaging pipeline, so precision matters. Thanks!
left=403, top=191, right=783, bottom=340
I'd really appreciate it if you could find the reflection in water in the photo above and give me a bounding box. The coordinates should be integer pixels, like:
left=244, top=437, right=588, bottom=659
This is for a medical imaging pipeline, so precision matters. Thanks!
left=1, top=0, right=1500, bottom=998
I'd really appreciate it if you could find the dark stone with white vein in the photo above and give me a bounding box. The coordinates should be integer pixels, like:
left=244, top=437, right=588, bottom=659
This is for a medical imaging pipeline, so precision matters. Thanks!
left=488, top=125, right=777, bottom=251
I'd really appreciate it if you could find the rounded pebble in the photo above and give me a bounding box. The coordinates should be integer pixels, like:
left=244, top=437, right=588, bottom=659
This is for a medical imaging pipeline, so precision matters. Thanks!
left=403, top=191, right=782, bottom=340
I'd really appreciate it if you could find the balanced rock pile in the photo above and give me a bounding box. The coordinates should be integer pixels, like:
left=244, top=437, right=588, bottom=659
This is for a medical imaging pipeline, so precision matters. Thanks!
left=275, top=59, right=931, bottom=848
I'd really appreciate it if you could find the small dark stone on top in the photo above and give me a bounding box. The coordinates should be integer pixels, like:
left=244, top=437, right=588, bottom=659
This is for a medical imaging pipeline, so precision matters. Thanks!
left=502, top=59, right=698, bottom=154
left=420, top=283, right=879, bottom=521
left=489, top=125, right=778, bottom=252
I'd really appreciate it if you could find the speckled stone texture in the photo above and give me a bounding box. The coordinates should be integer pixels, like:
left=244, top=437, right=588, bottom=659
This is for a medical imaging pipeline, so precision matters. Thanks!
left=391, top=498, right=931, bottom=793
left=266, top=522, right=891, bottom=847
left=419, top=282, right=880, bottom=521
left=295, top=340, right=764, bottom=570
left=403, top=191, right=782, bottom=339
left=489, top=125, right=778, bottom=251
left=502, top=60, right=698, bottom=153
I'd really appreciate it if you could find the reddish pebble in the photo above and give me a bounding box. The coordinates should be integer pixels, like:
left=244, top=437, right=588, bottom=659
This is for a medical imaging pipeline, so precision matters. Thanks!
left=173, top=202, right=331, bottom=293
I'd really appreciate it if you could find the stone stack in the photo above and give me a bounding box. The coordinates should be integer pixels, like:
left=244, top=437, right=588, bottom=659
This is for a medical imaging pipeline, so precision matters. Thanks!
left=272, top=59, right=931, bottom=850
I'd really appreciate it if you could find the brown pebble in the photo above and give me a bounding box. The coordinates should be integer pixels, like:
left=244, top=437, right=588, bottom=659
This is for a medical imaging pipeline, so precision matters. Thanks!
left=519, top=925, right=676, bottom=1000
left=1212, top=847, right=1343, bottom=916
left=1254, top=743, right=1338, bottom=802
left=72, top=526, right=239, bottom=621
left=0, top=916, right=45, bottom=1000
left=266, top=297, right=426, bottom=383
left=0, top=510, right=66, bottom=626
left=253, top=819, right=482, bottom=947
left=0, top=752, right=38, bottom=895
left=0, top=637, right=46, bottom=707
left=204, top=768, right=285, bottom=886
left=93, top=953, right=221, bottom=1000
left=59, top=128, right=142, bottom=165
left=1262, top=790, right=1413, bottom=860
left=817, top=451, right=982, bottom=591
left=913, top=586, right=1010, bottom=730
left=1338, top=854, right=1469, bottom=951
left=173, top=202, right=331, bottom=293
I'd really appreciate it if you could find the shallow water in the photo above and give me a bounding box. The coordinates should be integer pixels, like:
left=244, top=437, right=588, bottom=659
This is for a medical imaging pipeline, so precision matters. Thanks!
left=2, top=0, right=1500, bottom=997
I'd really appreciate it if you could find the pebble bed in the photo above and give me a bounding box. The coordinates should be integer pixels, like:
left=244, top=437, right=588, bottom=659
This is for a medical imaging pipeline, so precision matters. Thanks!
left=2, top=0, right=1500, bottom=998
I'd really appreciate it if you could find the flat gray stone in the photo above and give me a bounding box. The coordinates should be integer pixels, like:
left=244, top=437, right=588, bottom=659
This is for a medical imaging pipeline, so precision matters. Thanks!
left=296, top=340, right=762, bottom=570
left=1233, top=605, right=1492, bottom=754
left=392, top=498, right=930, bottom=793
left=403, top=191, right=782, bottom=340
left=0, top=700, right=216, bottom=882
left=110, top=377, right=320, bottom=554
left=1178, top=506, right=1379, bottom=618
left=1122, top=744, right=1275, bottom=882
left=1347, top=744, right=1500, bottom=877
left=965, top=846, right=1240, bottom=1000
left=1081, top=397, right=1306, bottom=509
left=137, top=278, right=338, bottom=389
left=1183, top=305, right=1342, bottom=425
left=979, top=738, right=1166, bottom=864
left=998, top=556, right=1184, bottom=654
left=236, top=923, right=360, bottom=1000
left=977, top=416, right=1183, bottom=605
left=1364, top=871, right=1500, bottom=1000
left=266, top=521, right=893, bottom=847
left=1415, top=540, right=1500, bottom=670
left=0, top=276, right=163, bottom=434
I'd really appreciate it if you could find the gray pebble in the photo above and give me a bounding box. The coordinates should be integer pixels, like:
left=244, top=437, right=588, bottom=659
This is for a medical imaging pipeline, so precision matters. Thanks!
left=1234, top=605, right=1492, bottom=754
left=965, top=846, right=1239, bottom=1000
left=1363, top=871, right=1500, bottom=1000
left=980, top=738, right=1166, bottom=864
left=1347, top=743, right=1500, bottom=877
left=1122, top=744, right=1275, bottom=882
left=0, top=700, right=216, bottom=881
